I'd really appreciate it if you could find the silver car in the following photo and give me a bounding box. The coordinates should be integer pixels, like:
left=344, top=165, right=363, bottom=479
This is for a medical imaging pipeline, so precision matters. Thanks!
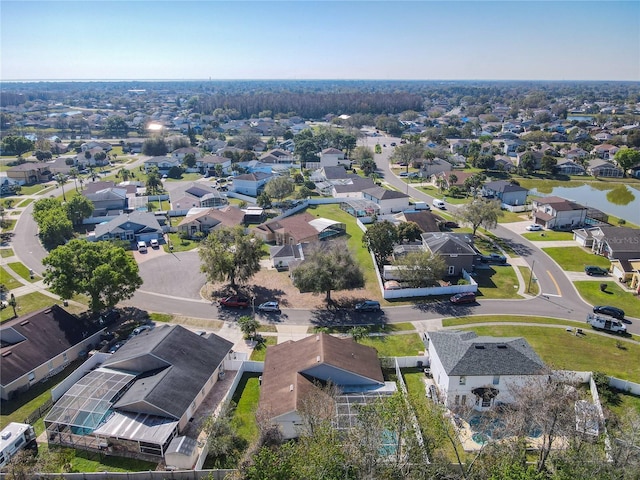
left=258, top=301, right=281, bottom=313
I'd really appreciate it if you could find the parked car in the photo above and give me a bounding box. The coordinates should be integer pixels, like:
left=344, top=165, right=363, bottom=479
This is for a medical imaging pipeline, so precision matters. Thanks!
left=99, top=309, right=121, bottom=326
left=593, top=305, right=625, bottom=320
left=137, top=240, right=147, bottom=253
left=258, top=301, right=280, bottom=313
left=585, top=265, right=609, bottom=276
left=108, top=342, right=124, bottom=354
left=481, top=253, right=507, bottom=264
left=399, top=172, right=409, bottom=177
left=450, top=292, right=477, bottom=304
left=219, top=296, right=250, bottom=308
left=150, top=238, right=159, bottom=248
left=390, top=142, right=397, bottom=147
left=355, top=300, right=381, bottom=312
left=526, top=224, right=542, bottom=231
left=132, top=325, right=153, bottom=335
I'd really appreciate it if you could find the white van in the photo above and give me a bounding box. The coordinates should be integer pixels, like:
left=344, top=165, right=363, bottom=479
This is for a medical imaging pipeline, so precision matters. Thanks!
left=432, top=199, right=446, bottom=210
left=137, top=241, right=148, bottom=253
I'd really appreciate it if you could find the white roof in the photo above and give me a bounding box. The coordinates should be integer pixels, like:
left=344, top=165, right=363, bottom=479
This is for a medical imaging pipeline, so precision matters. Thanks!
left=309, top=218, right=342, bottom=232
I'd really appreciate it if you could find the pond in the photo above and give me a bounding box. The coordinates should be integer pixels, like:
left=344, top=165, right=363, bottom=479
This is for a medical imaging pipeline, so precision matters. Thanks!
left=529, top=184, right=640, bottom=224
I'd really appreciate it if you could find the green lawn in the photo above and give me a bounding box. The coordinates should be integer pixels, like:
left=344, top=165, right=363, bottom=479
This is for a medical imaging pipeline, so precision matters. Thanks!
left=607, top=391, right=640, bottom=417
left=165, top=172, right=202, bottom=182
left=149, top=312, right=173, bottom=323
left=497, top=210, right=530, bottom=223
left=257, top=324, right=278, bottom=333
left=249, top=336, right=277, bottom=361
left=542, top=246, right=611, bottom=272
left=1, top=219, right=16, bottom=231
left=8, top=261, right=41, bottom=282
left=41, top=445, right=158, bottom=473
left=20, top=184, right=49, bottom=195
left=0, top=291, right=62, bottom=323
left=574, top=281, right=640, bottom=318
left=461, top=325, right=640, bottom=382
left=166, top=232, right=199, bottom=252
left=1, top=266, right=22, bottom=290
left=474, top=266, right=522, bottom=299
left=518, top=266, right=540, bottom=296
left=308, top=204, right=379, bottom=298
left=230, top=373, right=261, bottom=444
left=442, top=314, right=585, bottom=328
left=0, top=248, right=15, bottom=258
left=522, top=230, right=575, bottom=241
left=359, top=333, right=425, bottom=356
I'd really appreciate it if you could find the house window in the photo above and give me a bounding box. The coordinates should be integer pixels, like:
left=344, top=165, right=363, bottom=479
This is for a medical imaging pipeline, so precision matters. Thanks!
left=448, top=265, right=455, bottom=275
left=493, top=375, right=500, bottom=385
left=28, top=372, right=35, bottom=382
left=461, top=395, right=467, bottom=406
left=454, top=395, right=460, bottom=405
left=459, top=376, right=466, bottom=385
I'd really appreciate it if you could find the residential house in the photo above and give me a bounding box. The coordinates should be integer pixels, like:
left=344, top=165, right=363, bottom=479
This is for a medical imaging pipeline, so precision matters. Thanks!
left=6, top=162, right=51, bottom=185
left=231, top=172, right=272, bottom=197
left=555, top=159, right=586, bottom=176
left=259, top=333, right=394, bottom=440
left=362, top=186, right=410, bottom=214
left=398, top=211, right=443, bottom=233
left=171, top=183, right=228, bottom=211
left=269, top=243, right=305, bottom=270
left=426, top=330, right=546, bottom=411
left=254, top=213, right=345, bottom=245
left=317, top=148, right=348, bottom=168
left=196, top=154, right=231, bottom=176
left=76, top=147, right=109, bottom=168
left=331, top=176, right=377, bottom=199
left=449, top=139, right=471, bottom=154
left=91, top=211, right=163, bottom=244
left=0, top=305, right=103, bottom=401
left=260, top=149, right=295, bottom=164
left=420, top=158, right=452, bottom=178
left=516, top=150, right=544, bottom=170
left=493, top=155, right=516, bottom=172
left=421, top=232, right=477, bottom=276
left=591, top=144, right=620, bottom=159
left=177, top=205, right=246, bottom=237
left=83, top=188, right=128, bottom=216
left=586, top=159, right=624, bottom=178
left=431, top=171, right=474, bottom=191
left=481, top=180, right=528, bottom=206
left=171, top=147, right=200, bottom=162
left=590, top=226, right=640, bottom=281
left=124, top=140, right=144, bottom=154
left=503, top=139, right=525, bottom=157
left=531, top=196, right=588, bottom=230
left=45, top=325, right=233, bottom=463
left=564, top=148, right=589, bottom=161
left=144, top=156, right=181, bottom=173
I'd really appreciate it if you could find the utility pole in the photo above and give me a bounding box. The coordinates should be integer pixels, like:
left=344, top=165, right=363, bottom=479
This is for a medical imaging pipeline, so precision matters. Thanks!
left=527, top=259, right=536, bottom=293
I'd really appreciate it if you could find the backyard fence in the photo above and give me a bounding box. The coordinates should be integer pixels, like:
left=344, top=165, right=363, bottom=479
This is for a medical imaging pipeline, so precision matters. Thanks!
left=24, top=398, right=53, bottom=425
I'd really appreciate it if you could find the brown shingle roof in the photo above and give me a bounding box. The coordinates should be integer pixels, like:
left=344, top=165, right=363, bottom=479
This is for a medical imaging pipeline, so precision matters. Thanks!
left=259, top=334, right=384, bottom=419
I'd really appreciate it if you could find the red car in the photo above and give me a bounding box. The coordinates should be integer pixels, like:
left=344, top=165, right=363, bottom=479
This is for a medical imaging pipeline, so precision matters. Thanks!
left=219, top=296, right=250, bottom=308
left=450, top=292, right=476, bottom=304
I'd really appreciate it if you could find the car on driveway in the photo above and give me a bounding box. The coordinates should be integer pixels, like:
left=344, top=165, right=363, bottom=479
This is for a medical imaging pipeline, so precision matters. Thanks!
left=593, top=305, right=625, bottom=320
left=109, top=342, right=125, bottom=354
left=355, top=300, right=381, bottom=312
left=585, top=265, right=608, bottom=276
left=481, top=253, right=507, bottom=264
left=132, top=325, right=153, bottom=335
left=258, top=301, right=280, bottom=313
left=150, top=238, right=159, bottom=248
left=526, top=224, right=542, bottom=231
left=450, top=292, right=476, bottom=304
left=219, top=296, right=250, bottom=308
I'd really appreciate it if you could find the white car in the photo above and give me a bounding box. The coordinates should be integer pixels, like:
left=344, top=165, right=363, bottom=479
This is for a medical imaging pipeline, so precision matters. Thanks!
left=526, top=224, right=542, bottom=231
left=150, top=238, right=159, bottom=248
left=258, top=301, right=281, bottom=313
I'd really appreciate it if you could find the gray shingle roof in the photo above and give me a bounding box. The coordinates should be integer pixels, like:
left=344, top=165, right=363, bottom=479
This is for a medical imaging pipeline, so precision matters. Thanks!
left=421, top=232, right=476, bottom=255
left=428, top=331, right=546, bottom=376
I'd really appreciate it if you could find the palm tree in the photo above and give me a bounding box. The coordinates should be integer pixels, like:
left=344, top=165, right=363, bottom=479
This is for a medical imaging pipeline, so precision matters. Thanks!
left=55, top=173, right=67, bottom=202
left=118, top=168, right=131, bottom=182
left=69, top=167, right=79, bottom=191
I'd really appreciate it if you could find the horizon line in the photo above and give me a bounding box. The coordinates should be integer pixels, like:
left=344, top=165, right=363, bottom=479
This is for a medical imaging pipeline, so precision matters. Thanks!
left=1, top=78, right=637, bottom=83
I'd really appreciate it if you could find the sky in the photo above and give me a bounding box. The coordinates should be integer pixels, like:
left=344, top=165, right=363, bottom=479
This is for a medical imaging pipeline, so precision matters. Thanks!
left=1, top=0, right=639, bottom=81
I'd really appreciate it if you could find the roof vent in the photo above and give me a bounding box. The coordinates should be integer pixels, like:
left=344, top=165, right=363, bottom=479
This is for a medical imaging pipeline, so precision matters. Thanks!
left=474, top=345, right=485, bottom=349
left=44, top=308, right=52, bottom=314
left=497, top=344, right=507, bottom=349
left=289, top=384, right=294, bottom=392
left=1, top=432, right=11, bottom=440
left=20, top=321, right=30, bottom=326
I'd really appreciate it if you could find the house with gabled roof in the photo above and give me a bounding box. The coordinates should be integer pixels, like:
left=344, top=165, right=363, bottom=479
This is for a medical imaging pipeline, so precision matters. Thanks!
left=177, top=205, right=246, bottom=237
left=254, top=212, right=345, bottom=245
left=258, top=333, right=394, bottom=439
left=531, top=196, right=587, bottom=230
left=231, top=172, right=272, bottom=197
left=426, top=330, right=547, bottom=411
left=91, top=211, right=163, bottom=244
left=44, top=325, right=233, bottom=462
left=421, top=232, right=478, bottom=276
left=144, top=156, right=181, bottom=173
left=331, top=176, right=377, bottom=198
left=83, top=188, right=128, bottom=216
left=589, top=226, right=640, bottom=282
left=586, top=159, right=623, bottom=178
left=555, top=159, right=586, bottom=176
left=362, top=186, right=410, bottom=214
left=6, top=162, right=51, bottom=185
left=196, top=154, right=231, bottom=175
left=260, top=149, right=294, bottom=164
left=171, top=182, right=228, bottom=210
left=481, top=180, right=528, bottom=206
left=1, top=305, right=103, bottom=401
left=316, top=147, right=348, bottom=168
left=591, top=144, right=620, bottom=159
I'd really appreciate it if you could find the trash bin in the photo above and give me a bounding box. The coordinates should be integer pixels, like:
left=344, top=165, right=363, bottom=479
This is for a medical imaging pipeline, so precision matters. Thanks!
left=417, top=360, right=423, bottom=368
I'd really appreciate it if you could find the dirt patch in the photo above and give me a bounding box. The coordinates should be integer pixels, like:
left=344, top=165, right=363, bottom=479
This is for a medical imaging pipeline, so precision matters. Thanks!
left=201, top=267, right=380, bottom=310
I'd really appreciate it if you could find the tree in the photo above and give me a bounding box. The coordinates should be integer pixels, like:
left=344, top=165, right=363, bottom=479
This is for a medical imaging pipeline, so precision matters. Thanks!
left=348, top=326, right=368, bottom=343
left=1, top=135, right=33, bottom=156
left=145, top=167, right=162, bottom=195
left=167, top=165, right=183, bottom=178
left=182, top=152, right=196, bottom=168
left=291, top=241, right=364, bottom=301
left=360, top=158, right=377, bottom=176
left=294, top=138, right=318, bottom=166
left=199, top=225, right=263, bottom=288
left=238, top=315, right=260, bottom=340
left=64, top=195, right=93, bottom=226
left=43, top=239, right=142, bottom=313
left=264, top=176, right=294, bottom=201
left=456, top=199, right=504, bottom=236
left=202, top=403, right=247, bottom=469
left=34, top=150, right=52, bottom=161
left=396, top=221, right=422, bottom=243
left=32, top=198, right=74, bottom=249
left=54, top=173, right=67, bottom=202
left=103, top=116, right=128, bottom=137
left=362, top=220, right=398, bottom=269
left=391, top=251, right=446, bottom=287
left=519, top=152, right=537, bottom=174
left=390, top=143, right=423, bottom=168
left=614, top=147, right=640, bottom=174
left=69, top=167, right=80, bottom=191
left=541, top=155, right=557, bottom=173
left=142, top=136, right=168, bottom=156
left=352, top=145, right=374, bottom=164
left=448, top=173, right=458, bottom=186
left=257, top=192, right=272, bottom=208
left=296, top=185, right=313, bottom=199
left=118, top=167, right=130, bottom=182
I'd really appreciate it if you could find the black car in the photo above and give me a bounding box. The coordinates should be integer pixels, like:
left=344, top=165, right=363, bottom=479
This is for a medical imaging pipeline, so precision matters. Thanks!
left=593, top=305, right=625, bottom=320
left=99, top=309, right=121, bottom=326
left=355, top=300, right=381, bottom=312
left=585, top=265, right=608, bottom=276
left=481, top=253, right=507, bottom=264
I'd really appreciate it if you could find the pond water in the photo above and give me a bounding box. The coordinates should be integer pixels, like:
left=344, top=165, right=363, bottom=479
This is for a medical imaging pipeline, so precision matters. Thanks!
left=529, top=184, right=640, bottom=224
left=566, top=115, right=595, bottom=122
